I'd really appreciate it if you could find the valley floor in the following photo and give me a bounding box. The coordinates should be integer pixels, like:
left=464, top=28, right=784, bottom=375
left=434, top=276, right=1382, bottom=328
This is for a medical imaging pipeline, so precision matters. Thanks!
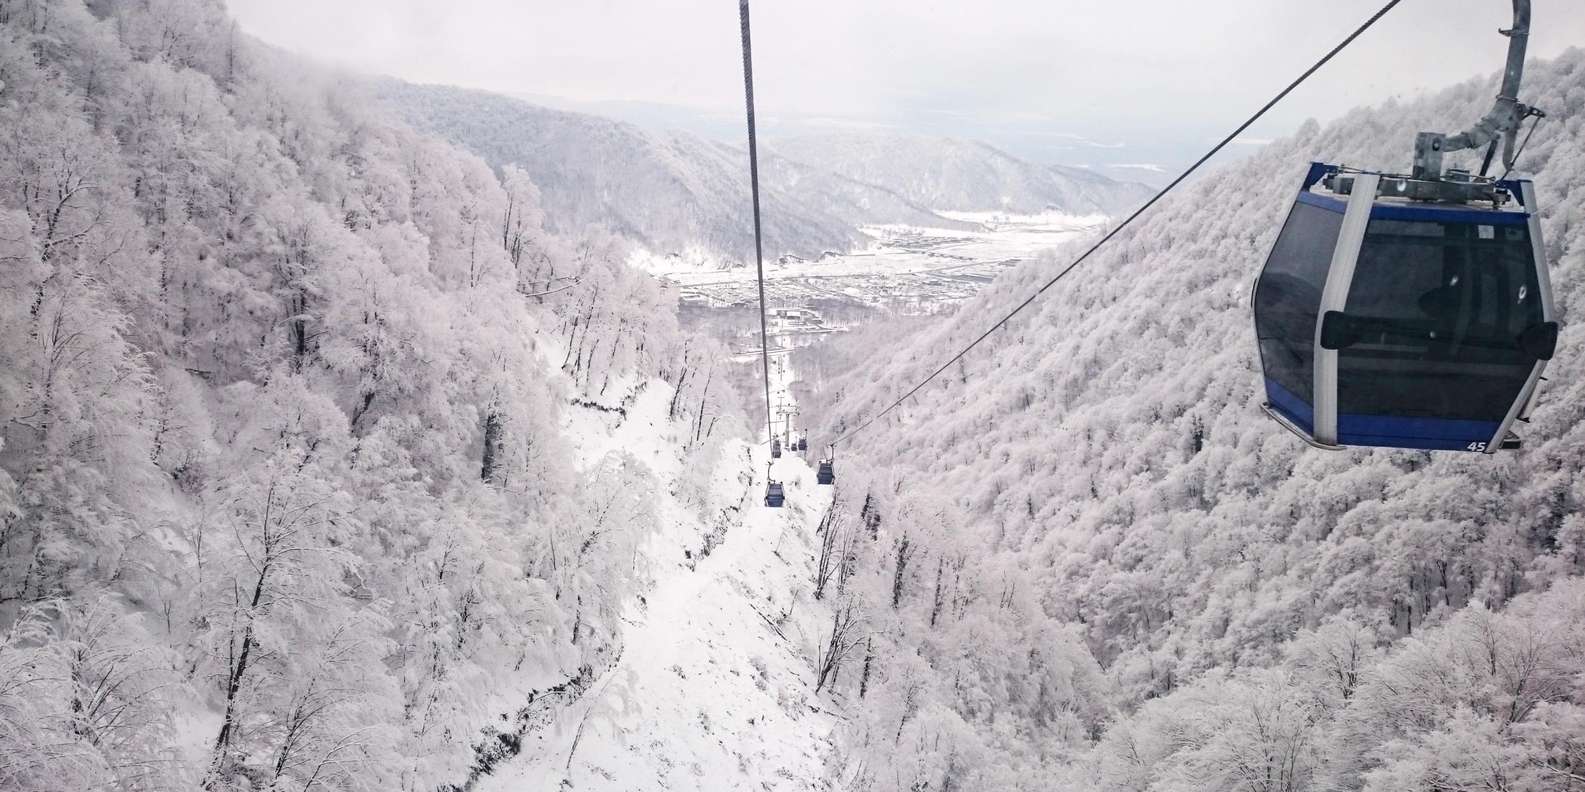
left=632, top=213, right=1105, bottom=311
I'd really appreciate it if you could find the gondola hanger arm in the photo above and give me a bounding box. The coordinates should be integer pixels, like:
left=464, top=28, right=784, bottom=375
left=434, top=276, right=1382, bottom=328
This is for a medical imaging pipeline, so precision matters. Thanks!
left=1414, top=0, right=1541, bottom=178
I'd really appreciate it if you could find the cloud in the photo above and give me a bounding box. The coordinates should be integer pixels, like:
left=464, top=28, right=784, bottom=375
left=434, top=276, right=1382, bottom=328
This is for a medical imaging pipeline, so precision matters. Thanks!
left=223, top=0, right=1585, bottom=170
left=796, top=116, right=897, bottom=131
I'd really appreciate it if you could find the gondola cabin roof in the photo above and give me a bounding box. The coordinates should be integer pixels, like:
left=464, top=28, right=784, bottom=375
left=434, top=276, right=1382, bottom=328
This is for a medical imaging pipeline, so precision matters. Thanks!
left=1293, top=189, right=1531, bottom=224
left=1306, top=159, right=1527, bottom=209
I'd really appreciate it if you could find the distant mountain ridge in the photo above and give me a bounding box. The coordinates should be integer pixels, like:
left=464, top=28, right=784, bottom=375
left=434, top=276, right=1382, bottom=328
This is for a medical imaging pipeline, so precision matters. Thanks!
left=768, top=132, right=1155, bottom=216
left=375, top=80, right=971, bottom=261
left=374, top=81, right=1150, bottom=261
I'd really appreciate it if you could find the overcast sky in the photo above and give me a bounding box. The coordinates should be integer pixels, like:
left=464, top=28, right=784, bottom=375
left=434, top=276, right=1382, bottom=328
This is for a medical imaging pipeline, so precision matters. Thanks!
left=225, top=0, right=1583, bottom=180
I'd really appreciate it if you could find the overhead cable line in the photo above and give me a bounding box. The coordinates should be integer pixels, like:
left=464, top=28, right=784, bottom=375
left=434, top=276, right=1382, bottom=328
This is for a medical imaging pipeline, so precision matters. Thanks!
left=738, top=0, right=777, bottom=450
left=831, top=0, right=1406, bottom=447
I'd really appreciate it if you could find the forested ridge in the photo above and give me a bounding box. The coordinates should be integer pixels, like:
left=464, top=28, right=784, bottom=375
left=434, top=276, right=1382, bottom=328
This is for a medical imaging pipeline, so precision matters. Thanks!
left=802, top=51, right=1585, bottom=790
left=0, top=0, right=741, bottom=789
left=377, top=82, right=1154, bottom=264
left=768, top=133, right=1154, bottom=217
left=377, top=80, right=969, bottom=262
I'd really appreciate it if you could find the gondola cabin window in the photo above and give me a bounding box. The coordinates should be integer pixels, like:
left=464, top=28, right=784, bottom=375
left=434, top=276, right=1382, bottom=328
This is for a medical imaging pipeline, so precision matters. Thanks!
left=1254, top=200, right=1343, bottom=423
left=1337, top=218, right=1542, bottom=424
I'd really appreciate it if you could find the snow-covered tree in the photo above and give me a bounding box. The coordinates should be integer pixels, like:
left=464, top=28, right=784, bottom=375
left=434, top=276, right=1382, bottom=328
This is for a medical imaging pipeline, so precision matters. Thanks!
left=0, top=1, right=742, bottom=787
left=803, top=48, right=1585, bottom=788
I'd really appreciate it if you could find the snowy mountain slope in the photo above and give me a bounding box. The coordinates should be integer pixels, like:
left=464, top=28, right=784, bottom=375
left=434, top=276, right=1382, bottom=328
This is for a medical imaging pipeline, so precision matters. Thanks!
left=769, top=132, right=1155, bottom=215
left=375, top=80, right=972, bottom=261
left=799, top=50, right=1585, bottom=789
left=481, top=346, right=841, bottom=790
left=0, top=2, right=752, bottom=789
left=1048, top=162, right=1156, bottom=209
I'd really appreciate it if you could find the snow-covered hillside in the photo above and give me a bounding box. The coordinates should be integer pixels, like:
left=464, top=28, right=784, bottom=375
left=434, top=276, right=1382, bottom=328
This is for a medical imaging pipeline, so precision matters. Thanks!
left=376, top=80, right=974, bottom=262
left=479, top=350, right=843, bottom=790
left=375, top=84, right=1151, bottom=265
left=770, top=132, right=1155, bottom=216
left=0, top=2, right=739, bottom=789
left=800, top=51, right=1585, bottom=790
left=7, top=0, right=1582, bottom=790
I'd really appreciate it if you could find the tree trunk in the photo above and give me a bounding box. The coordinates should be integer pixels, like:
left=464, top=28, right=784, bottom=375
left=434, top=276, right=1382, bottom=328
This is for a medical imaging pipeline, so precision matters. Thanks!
left=858, top=638, right=873, bottom=699
left=480, top=411, right=504, bottom=483
left=814, top=506, right=838, bottom=601
left=892, top=536, right=911, bottom=609
left=929, top=557, right=945, bottom=628
left=289, top=286, right=308, bottom=372
left=210, top=558, right=272, bottom=786
left=668, top=361, right=689, bottom=420
left=693, top=365, right=714, bottom=443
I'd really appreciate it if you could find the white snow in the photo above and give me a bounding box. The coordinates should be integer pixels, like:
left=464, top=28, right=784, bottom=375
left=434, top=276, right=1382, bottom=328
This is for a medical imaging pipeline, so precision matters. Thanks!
left=638, top=214, right=1106, bottom=311
left=626, top=245, right=735, bottom=277
left=928, top=209, right=1109, bottom=236
left=480, top=346, right=839, bottom=791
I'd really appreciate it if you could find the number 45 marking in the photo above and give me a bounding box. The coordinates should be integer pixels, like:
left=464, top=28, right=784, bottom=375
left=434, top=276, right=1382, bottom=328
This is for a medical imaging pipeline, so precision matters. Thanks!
left=1466, top=442, right=1488, bottom=453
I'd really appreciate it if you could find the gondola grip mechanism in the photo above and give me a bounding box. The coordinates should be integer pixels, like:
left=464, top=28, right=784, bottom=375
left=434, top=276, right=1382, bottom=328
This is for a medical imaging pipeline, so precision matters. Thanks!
left=1414, top=0, right=1538, bottom=180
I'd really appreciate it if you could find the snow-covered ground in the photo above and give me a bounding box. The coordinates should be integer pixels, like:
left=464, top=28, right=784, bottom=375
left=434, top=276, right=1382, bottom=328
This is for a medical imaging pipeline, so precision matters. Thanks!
left=631, top=212, right=1105, bottom=312
left=481, top=350, right=838, bottom=791
left=933, top=208, right=1108, bottom=231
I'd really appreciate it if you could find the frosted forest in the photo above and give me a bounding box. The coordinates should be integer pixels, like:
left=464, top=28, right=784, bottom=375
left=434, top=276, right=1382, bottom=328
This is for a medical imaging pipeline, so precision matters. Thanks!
left=802, top=50, right=1585, bottom=791
left=0, top=1, right=1582, bottom=791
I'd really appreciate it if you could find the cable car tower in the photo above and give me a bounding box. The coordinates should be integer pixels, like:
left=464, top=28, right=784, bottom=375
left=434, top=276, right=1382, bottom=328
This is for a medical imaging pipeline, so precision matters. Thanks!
left=776, top=403, right=800, bottom=449
left=1253, top=0, right=1558, bottom=453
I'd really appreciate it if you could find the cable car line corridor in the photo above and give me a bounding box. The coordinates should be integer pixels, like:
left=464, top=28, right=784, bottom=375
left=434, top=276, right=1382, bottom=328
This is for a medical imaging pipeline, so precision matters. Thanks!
left=477, top=358, right=839, bottom=789
left=739, top=0, right=780, bottom=472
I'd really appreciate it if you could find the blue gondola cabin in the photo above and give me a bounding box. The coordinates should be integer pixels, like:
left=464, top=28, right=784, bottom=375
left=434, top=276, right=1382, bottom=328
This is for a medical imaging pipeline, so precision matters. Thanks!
left=1253, top=163, right=1558, bottom=453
